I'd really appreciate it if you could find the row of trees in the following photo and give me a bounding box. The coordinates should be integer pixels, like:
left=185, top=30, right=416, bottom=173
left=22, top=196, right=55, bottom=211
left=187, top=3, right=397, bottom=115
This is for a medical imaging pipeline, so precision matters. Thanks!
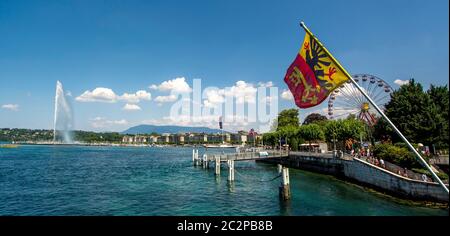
left=72, top=131, right=124, bottom=143
left=373, top=79, right=449, bottom=151
left=263, top=109, right=366, bottom=151
left=0, top=128, right=126, bottom=143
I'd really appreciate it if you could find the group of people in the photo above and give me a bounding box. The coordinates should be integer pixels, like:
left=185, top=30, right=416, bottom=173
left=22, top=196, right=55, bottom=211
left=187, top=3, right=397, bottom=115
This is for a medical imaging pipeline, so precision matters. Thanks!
left=350, top=145, right=373, bottom=159
left=365, top=156, right=386, bottom=169
left=366, top=154, right=433, bottom=182
left=396, top=168, right=410, bottom=178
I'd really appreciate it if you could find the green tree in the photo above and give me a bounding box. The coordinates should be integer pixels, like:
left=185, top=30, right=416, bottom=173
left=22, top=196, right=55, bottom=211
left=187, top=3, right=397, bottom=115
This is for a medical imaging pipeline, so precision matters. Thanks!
left=324, top=120, right=341, bottom=150
left=373, top=143, right=422, bottom=169
left=263, top=132, right=278, bottom=147
left=427, top=85, right=449, bottom=149
left=298, top=124, right=325, bottom=150
left=302, top=113, right=328, bottom=125
left=277, top=125, right=300, bottom=150
left=340, top=119, right=366, bottom=142
left=375, top=79, right=442, bottom=148
left=323, top=119, right=365, bottom=150
left=276, top=109, right=299, bottom=130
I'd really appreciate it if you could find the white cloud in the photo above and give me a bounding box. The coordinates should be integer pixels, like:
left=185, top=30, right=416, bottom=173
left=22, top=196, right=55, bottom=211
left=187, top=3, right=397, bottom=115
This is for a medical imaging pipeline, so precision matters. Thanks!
left=76, top=87, right=118, bottom=103
left=66, top=91, right=72, bottom=97
left=228, top=81, right=257, bottom=104
left=154, top=94, right=177, bottom=103
left=203, top=89, right=225, bottom=107
left=149, top=77, right=192, bottom=93
left=1, top=104, right=19, bottom=111
left=394, top=79, right=409, bottom=86
left=119, top=90, right=151, bottom=103
left=281, top=89, right=294, bottom=100
left=258, top=81, right=274, bottom=87
left=122, top=103, right=142, bottom=111
left=76, top=88, right=151, bottom=103
left=90, top=117, right=128, bottom=128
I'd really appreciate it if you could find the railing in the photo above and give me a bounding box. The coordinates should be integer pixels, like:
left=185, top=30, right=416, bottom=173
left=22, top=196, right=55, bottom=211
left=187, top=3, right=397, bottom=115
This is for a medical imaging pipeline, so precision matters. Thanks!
left=357, top=156, right=449, bottom=184
left=429, top=156, right=449, bottom=165
left=288, top=151, right=354, bottom=160
left=289, top=151, right=334, bottom=158
left=206, top=150, right=289, bottom=162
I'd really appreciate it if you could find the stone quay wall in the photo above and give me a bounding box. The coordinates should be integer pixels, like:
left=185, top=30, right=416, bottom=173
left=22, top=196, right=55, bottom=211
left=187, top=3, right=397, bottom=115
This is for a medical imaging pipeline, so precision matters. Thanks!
left=260, top=152, right=448, bottom=203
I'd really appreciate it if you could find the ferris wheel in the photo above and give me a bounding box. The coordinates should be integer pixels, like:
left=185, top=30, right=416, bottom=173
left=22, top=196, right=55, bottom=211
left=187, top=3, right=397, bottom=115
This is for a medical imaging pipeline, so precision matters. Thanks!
left=327, top=74, right=393, bottom=126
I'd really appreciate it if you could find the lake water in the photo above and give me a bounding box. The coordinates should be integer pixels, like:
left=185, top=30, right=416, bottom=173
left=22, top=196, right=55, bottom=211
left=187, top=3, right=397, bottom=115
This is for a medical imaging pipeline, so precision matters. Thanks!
left=0, top=145, right=447, bottom=216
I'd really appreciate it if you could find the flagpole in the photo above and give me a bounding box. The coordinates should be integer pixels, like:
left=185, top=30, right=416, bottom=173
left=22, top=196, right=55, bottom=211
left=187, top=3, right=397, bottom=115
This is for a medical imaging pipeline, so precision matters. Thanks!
left=299, top=21, right=449, bottom=194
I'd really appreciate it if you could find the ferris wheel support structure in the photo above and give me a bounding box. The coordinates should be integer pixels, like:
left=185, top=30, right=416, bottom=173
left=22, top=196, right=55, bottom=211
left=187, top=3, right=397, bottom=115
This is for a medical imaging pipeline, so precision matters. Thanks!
left=300, top=21, right=449, bottom=194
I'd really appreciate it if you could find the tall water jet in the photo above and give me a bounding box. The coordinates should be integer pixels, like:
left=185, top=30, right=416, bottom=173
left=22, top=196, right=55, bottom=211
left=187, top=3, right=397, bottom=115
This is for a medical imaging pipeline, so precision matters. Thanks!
left=53, top=81, right=74, bottom=143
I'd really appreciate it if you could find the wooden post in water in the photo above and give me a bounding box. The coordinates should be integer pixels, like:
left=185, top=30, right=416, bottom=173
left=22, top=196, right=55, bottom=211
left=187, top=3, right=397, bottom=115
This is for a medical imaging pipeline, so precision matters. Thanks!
left=277, top=164, right=282, bottom=174
left=227, top=159, right=235, bottom=181
left=193, top=149, right=198, bottom=166
left=202, top=154, right=208, bottom=169
left=279, top=166, right=291, bottom=200
left=215, top=155, right=220, bottom=175
left=194, top=149, right=200, bottom=166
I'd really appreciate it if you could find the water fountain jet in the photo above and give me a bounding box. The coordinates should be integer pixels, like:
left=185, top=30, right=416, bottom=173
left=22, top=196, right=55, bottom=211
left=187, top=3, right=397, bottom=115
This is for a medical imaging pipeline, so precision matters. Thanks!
left=53, top=81, right=74, bottom=144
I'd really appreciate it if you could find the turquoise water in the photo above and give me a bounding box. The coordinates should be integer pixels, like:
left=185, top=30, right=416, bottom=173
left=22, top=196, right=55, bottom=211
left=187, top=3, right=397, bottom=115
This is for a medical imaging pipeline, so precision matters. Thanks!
left=0, top=145, right=447, bottom=216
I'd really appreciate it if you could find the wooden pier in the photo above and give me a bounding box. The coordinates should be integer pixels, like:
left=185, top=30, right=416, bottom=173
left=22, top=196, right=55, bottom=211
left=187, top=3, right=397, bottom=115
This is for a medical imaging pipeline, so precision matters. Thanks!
left=198, top=150, right=289, bottom=162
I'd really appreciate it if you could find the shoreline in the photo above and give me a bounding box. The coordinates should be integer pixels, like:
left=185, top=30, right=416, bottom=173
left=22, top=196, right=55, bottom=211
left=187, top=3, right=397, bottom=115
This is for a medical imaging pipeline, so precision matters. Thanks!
left=6, top=141, right=241, bottom=148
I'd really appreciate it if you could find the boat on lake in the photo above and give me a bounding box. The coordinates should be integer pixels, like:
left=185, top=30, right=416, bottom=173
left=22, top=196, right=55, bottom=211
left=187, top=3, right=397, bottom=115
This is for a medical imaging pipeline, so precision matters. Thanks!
left=203, top=144, right=235, bottom=148
left=0, top=144, right=19, bottom=148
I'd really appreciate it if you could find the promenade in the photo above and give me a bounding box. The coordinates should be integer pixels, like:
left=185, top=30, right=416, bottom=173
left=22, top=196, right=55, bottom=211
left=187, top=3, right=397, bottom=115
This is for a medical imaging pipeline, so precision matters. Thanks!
left=259, top=151, right=449, bottom=204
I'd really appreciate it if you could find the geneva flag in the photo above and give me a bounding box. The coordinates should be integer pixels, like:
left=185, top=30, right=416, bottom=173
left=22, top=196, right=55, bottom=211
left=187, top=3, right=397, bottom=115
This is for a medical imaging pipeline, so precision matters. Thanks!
left=284, top=32, right=350, bottom=108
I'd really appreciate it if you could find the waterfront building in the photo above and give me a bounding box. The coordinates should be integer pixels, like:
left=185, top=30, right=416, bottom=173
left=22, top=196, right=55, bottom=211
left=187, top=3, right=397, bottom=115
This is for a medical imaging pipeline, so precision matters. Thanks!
left=134, top=136, right=147, bottom=143
left=156, top=133, right=172, bottom=143
left=177, top=134, right=185, bottom=143
left=121, top=135, right=147, bottom=143
left=185, top=133, right=208, bottom=143
left=121, top=131, right=262, bottom=146
left=122, top=136, right=134, bottom=143
left=207, top=134, right=222, bottom=143
left=247, top=134, right=263, bottom=146
left=149, top=135, right=158, bottom=143
left=225, top=133, right=231, bottom=142
left=231, top=133, right=247, bottom=145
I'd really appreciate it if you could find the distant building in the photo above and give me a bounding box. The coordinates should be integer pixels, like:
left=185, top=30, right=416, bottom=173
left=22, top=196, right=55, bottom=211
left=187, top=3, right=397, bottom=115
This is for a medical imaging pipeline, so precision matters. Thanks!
left=231, top=133, right=247, bottom=144
left=120, top=131, right=263, bottom=146
left=177, top=134, right=185, bottom=143
left=157, top=133, right=171, bottom=143
left=122, top=136, right=134, bottom=143
left=122, top=135, right=147, bottom=143
left=207, top=134, right=222, bottom=143
left=225, top=133, right=231, bottom=142
left=149, top=135, right=158, bottom=143
left=134, top=136, right=147, bottom=143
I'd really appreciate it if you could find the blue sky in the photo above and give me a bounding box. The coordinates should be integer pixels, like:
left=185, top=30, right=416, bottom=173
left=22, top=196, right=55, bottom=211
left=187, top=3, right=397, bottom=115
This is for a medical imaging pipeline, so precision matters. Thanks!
left=0, top=0, right=448, bottom=132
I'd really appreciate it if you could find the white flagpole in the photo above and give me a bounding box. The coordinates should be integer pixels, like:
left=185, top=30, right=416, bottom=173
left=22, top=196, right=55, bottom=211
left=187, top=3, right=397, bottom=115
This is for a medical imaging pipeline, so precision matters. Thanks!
left=300, top=22, right=449, bottom=194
